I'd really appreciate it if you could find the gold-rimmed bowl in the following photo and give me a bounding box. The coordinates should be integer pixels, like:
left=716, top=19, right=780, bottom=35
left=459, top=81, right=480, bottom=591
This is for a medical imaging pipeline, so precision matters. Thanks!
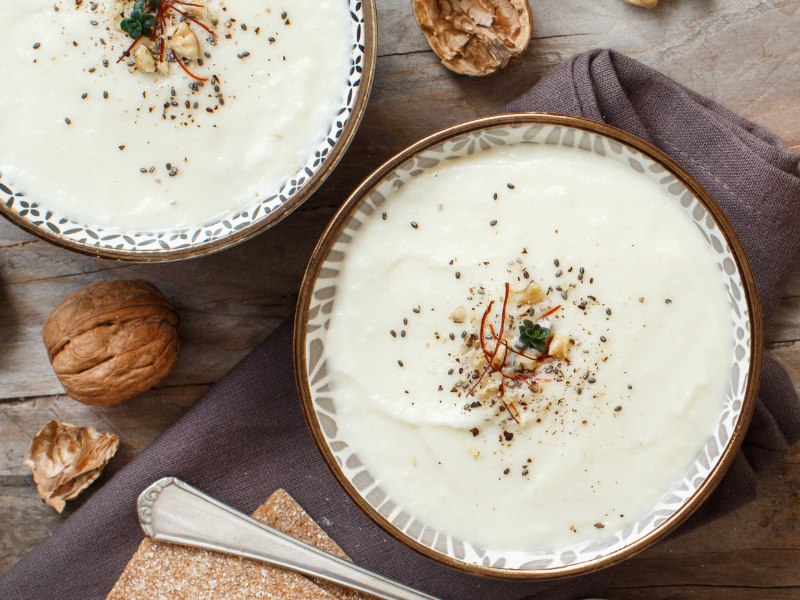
left=294, top=113, right=762, bottom=579
left=0, top=0, right=376, bottom=262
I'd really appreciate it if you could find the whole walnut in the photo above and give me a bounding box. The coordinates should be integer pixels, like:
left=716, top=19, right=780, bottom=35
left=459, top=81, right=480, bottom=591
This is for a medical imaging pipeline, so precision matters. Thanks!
left=42, top=280, right=180, bottom=406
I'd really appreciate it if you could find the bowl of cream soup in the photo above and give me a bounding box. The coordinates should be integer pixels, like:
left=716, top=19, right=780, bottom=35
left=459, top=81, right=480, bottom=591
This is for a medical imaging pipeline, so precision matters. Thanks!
left=294, top=114, right=762, bottom=578
left=0, top=0, right=375, bottom=260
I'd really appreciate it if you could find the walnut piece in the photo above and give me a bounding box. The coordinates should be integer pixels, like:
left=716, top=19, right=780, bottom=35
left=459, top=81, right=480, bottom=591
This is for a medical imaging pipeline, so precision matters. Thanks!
left=134, top=45, right=156, bottom=73
left=24, top=420, right=119, bottom=513
left=515, top=281, right=545, bottom=305
left=182, top=0, right=207, bottom=18
left=168, top=22, right=201, bottom=60
left=412, top=0, right=533, bottom=76
left=450, top=305, right=468, bottom=323
left=548, top=330, right=572, bottom=360
left=42, top=280, right=180, bottom=406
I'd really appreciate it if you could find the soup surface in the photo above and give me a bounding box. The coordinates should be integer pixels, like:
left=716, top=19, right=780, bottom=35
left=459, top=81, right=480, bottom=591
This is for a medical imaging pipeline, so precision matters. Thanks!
left=325, top=142, right=733, bottom=553
left=0, top=0, right=351, bottom=231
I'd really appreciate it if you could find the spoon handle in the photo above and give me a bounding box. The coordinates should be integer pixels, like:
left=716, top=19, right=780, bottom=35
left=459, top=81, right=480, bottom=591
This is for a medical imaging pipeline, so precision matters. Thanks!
left=137, top=477, right=438, bottom=600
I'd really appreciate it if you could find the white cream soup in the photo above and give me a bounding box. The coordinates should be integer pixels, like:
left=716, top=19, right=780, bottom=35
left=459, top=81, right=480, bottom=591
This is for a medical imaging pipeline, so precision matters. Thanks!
left=0, top=0, right=351, bottom=231
left=325, top=142, right=733, bottom=553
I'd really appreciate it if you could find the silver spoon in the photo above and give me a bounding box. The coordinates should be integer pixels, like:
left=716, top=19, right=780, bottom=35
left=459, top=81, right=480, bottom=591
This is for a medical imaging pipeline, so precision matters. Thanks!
left=137, top=477, right=439, bottom=600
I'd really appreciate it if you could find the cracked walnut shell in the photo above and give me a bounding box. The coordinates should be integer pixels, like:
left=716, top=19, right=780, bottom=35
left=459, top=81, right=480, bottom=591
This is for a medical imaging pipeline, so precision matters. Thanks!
left=412, top=0, right=533, bottom=76
left=25, top=420, right=119, bottom=513
left=42, top=280, right=180, bottom=406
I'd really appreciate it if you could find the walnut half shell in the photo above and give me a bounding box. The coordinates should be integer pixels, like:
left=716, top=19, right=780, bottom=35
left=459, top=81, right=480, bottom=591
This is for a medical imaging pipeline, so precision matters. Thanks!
left=42, top=280, right=180, bottom=406
left=412, top=0, right=534, bottom=76
left=24, top=420, right=119, bottom=513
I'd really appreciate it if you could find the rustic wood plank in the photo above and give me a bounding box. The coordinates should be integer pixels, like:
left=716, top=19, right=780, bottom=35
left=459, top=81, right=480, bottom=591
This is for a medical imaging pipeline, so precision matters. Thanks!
left=609, top=451, right=800, bottom=597
left=0, top=386, right=204, bottom=575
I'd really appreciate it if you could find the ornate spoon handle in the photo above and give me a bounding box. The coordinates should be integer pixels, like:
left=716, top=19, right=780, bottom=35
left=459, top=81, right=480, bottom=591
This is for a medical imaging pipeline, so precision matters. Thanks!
left=137, top=477, right=438, bottom=600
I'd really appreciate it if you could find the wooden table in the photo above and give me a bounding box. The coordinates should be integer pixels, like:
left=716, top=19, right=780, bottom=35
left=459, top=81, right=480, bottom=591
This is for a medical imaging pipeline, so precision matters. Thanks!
left=1, top=0, right=798, bottom=596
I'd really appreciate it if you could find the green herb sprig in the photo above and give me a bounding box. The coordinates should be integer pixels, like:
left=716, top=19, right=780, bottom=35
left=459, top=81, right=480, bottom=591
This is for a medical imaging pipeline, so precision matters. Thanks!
left=518, top=320, right=551, bottom=352
left=120, top=0, right=159, bottom=40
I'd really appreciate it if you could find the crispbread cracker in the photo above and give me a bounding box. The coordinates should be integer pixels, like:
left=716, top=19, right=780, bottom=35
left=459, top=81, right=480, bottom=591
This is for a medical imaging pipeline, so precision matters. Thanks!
left=107, top=488, right=370, bottom=599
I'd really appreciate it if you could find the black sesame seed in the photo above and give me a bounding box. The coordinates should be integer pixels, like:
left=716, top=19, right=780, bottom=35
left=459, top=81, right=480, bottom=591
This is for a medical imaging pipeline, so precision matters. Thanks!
left=382, top=211, right=387, bottom=220
left=471, top=428, right=479, bottom=437
left=503, top=468, right=510, bottom=475
left=490, top=220, right=497, bottom=226
left=665, top=298, right=672, bottom=304
left=390, top=330, right=396, bottom=337
left=606, top=308, right=612, bottom=316
left=614, top=405, right=622, bottom=412
left=555, top=270, right=563, bottom=277
left=64, top=117, right=71, bottom=125
left=507, top=183, right=515, bottom=189
left=554, top=259, right=560, bottom=267
left=455, top=272, right=461, bottom=279
left=398, top=360, right=404, bottom=367
left=33, top=42, right=41, bottom=49
left=503, top=431, right=514, bottom=441
left=410, top=221, right=418, bottom=229
left=600, top=335, right=607, bottom=342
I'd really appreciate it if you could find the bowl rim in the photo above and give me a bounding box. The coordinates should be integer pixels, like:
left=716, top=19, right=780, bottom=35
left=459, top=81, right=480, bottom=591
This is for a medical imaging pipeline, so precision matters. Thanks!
left=293, top=112, right=763, bottom=580
left=0, top=0, right=378, bottom=264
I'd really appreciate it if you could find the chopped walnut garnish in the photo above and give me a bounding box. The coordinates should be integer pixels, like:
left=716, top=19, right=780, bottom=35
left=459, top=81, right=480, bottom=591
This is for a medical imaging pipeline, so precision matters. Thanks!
left=515, top=281, right=545, bottom=305
left=450, top=305, right=467, bottom=323
left=134, top=45, right=156, bottom=73
left=182, top=0, right=207, bottom=17
left=548, top=330, right=572, bottom=360
left=24, top=420, right=119, bottom=513
left=168, top=22, right=201, bottom=60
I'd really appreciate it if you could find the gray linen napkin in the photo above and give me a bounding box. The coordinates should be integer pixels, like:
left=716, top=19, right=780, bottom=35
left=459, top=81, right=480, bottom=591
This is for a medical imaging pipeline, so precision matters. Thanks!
left=2, top=49, right=798, bottom=600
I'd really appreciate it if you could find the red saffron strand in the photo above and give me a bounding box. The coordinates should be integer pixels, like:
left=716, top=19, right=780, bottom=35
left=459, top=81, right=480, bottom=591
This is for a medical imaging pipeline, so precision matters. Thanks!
left=116, top=35, right=143, bottom=63
left=538, top=304, right=561, bottom=321
left=172, top=50, right=208, bottom=81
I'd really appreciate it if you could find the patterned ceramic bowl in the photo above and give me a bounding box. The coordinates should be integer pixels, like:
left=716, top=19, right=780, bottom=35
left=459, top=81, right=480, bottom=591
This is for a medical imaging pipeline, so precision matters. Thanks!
left=294, top=114, right=762, bottom=579
left=0, top=1, right=376, bottom=262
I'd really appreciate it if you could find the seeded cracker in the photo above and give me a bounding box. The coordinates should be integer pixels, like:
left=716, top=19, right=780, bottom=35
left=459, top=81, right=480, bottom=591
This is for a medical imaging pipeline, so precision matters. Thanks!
left=107, top=488, right=369, bottom=599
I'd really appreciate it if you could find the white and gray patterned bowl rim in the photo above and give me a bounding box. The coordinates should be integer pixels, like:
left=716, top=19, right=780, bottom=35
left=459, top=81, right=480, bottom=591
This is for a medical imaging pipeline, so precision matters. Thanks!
left=295, top=114, right=762, bottom=579
left=0, top=0, right=376, bottom=262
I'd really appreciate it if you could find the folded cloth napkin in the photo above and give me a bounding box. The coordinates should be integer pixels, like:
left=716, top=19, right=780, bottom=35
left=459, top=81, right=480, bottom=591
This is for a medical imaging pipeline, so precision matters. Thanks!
left=2, top=49, right=799, bottom=600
